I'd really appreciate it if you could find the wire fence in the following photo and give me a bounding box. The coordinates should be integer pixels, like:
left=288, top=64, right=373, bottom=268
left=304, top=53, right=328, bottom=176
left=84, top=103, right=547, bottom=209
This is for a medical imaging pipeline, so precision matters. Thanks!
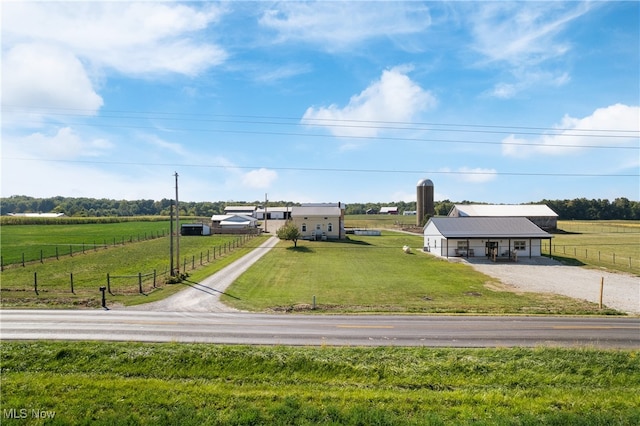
left=543, top=243, right=639, bottom=272
left=0, top=230, right=167, bottom=271
left=1, top=234, right=259, bottom=306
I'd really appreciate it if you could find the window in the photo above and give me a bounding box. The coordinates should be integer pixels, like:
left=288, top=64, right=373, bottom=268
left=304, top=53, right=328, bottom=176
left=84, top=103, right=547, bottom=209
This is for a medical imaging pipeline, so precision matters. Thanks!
left=316, top=224, right=321, bottom=231
left=457, top=241, right=468, bottom=250
left=328, top=223, right=333, bottom=232
left=514, top=241, right=526, bottom=251
left=301, top=223, right=307, bottom=232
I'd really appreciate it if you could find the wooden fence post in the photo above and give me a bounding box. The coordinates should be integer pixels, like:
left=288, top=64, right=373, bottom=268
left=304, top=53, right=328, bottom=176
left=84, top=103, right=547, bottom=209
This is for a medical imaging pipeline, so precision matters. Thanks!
left=107, top=273, right=112, bottom=295
left=153, top=270, right=157, bottom=288
left=34, top=272, right=38, bottom=295
left=599, top=277, right=604, bottom=309
left=138, top=273, right=143, bottom=294
left=70, top=273, right=74, bottom=294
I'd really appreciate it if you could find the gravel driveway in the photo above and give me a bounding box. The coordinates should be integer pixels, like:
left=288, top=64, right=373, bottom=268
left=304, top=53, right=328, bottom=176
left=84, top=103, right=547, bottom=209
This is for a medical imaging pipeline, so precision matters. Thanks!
left=127, top=236, right=279, bottom=312
left=460, top=256, right=639, bottom=315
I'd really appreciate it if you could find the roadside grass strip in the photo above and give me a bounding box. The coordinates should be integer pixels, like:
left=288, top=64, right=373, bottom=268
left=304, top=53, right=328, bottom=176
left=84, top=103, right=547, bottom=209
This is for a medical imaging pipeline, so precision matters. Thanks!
left=1, top=342, right=638, bottom=425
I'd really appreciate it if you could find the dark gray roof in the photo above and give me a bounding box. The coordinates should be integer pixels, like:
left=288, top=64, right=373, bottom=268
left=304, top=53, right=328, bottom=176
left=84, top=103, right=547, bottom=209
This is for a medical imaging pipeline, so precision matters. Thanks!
left=425, top=217, right=551, bottom=238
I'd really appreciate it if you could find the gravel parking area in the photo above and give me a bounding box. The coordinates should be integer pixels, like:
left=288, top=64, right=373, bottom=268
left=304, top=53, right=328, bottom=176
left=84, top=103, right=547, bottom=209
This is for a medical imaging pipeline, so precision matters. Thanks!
left=459, top=256, right=639, bottom=315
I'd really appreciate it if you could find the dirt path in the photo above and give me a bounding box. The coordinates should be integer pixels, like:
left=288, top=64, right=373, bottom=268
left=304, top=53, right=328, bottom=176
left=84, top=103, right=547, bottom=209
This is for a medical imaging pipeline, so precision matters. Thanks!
left=126, top=236, right=279, bottom=312
left=461, top=256, right=639, bottom=315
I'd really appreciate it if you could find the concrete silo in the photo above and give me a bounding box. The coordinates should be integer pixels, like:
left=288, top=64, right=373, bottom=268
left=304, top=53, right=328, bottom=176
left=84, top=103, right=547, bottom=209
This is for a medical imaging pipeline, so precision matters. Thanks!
left=416, top=178, right=434, bottom=226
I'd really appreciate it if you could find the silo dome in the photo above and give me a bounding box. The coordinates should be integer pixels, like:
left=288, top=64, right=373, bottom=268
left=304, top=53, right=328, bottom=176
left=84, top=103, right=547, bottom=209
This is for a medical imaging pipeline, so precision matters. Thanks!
left=417, top=178, right=434, bottom=187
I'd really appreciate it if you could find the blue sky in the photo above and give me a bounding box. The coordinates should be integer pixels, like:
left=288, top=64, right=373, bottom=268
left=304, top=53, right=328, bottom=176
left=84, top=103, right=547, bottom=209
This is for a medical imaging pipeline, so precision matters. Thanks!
left=2, top=1, right=638, bottom=205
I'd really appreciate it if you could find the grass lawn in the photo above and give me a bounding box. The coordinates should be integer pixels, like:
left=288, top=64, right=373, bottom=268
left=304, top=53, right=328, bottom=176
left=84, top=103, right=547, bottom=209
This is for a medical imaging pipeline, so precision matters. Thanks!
left=222, top=231, right=614, bottom=314
left=1, top=341, right=638, bottom=425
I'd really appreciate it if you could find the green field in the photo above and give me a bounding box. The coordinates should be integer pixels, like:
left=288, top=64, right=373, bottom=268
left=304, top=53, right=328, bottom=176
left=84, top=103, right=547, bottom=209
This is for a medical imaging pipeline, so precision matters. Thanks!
left=0, top=220, right=267, bottom=308
left=547, top=221, right=640, bottom=273
left=1, top=341, right=638, bottom=425
left=0, top=220, right=171, bottom=265
left=222, top=231, right=614, bottom=314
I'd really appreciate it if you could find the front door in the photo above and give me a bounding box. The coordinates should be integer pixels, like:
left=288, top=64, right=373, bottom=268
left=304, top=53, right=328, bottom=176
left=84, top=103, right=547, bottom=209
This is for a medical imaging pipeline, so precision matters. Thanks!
left=485, top=241, right=498, bottom=257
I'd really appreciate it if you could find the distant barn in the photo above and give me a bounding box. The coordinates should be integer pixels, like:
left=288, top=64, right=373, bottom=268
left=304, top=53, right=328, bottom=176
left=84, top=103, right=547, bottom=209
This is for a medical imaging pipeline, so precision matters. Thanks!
left=448, top=204, right=558, bottom=230
left=181, top=223, right=211, bottom=236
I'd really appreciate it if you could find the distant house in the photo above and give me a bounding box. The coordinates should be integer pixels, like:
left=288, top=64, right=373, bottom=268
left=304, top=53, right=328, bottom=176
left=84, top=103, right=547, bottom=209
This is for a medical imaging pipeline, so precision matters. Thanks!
left=423, top=217, right=552, bottom=259
left=291, top=203, right=345, bottom=240
left=379, top=206, right=398, bottom=215
left=211, top=214, right=258, bottom=231
left=181, top=223, right=211, bottom=236
left=224, top=206, right=257, bottom=217
left=448, top=204, right=558, bottom=230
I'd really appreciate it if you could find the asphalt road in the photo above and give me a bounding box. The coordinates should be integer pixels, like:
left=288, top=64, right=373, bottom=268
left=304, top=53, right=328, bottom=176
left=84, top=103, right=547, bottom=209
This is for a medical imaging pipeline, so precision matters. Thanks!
left=2, top=310, right=638, bottom=348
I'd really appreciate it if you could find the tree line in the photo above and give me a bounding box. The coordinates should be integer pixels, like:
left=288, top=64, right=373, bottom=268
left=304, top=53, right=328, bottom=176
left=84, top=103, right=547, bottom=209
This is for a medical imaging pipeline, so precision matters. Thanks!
left=1, top=195, right=638, bottom=220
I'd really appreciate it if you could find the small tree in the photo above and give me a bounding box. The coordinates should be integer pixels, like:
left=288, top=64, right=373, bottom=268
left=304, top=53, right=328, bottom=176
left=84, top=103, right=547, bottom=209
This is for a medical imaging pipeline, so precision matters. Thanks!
left=277, top=221, right=302, bottom=247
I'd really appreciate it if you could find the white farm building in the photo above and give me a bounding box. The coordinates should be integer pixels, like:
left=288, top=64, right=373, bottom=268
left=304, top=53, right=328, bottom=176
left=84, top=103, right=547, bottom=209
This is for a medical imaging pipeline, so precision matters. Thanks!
left=424, top=217, right=552, bottom=260
left=448, top=204, right=558, bottom=230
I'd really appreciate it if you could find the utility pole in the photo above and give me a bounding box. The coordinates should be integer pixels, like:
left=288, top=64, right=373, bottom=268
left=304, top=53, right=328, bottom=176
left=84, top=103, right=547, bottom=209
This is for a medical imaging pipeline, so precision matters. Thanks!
left=170, top=200, right=174, bottom=276
left=264, top=193, right=268, bottom=233
left=175, top=172, right=180, bottom=275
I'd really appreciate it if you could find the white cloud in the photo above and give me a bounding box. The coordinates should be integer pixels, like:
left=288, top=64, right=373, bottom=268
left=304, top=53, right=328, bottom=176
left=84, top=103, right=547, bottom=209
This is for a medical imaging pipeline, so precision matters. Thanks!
left=2, top=43, right=103, bottom=113
left=3, top=2, right=227, bottom=76
left=241, top=168, right=278, bottom=189
left=1, top=2, right=226, bottom=123
left=457, top=167, right=498, bottom=184
left=466, top=2, right=592, bottom=97
left=8, top=127, right=113, bottom=160
left=259, top=2, right=431, bottom=52
left=302, top=66, right=437, bottom=139
left=502, top=104, right=640, bottom=157
left=469, top=2, right=587, bottom=66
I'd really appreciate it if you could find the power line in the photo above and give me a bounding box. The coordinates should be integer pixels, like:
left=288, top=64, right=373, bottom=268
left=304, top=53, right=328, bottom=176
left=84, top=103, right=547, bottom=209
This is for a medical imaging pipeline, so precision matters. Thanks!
left=4, top=104, right=639, bottom=139
left=4, top=157, right=638, bottom=177
left=6, top=118, right=639, bottom=151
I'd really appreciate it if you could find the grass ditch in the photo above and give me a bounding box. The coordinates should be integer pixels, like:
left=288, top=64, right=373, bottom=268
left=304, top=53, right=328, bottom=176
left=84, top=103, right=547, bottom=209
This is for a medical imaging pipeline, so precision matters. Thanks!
left=1, top=341, right=638, bottom=425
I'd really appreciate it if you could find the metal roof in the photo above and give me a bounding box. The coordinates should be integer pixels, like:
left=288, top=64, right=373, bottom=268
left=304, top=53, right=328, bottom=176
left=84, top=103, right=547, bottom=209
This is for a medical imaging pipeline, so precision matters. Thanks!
left=291, top=206, right=341, bottom=217
left=224, top=206, right=257, bottom=212
left=450, top=204, right=558, bottom=217
left=425, top=217, right=551, bottom=239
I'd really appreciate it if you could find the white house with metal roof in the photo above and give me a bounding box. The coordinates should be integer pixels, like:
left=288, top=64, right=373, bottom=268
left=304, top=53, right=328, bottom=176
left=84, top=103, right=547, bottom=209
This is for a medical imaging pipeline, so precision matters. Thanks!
left=448, top=204, right=558, bottom=230
left=291, top=203, right=345, bottom=240
left=423, top=217, right=552, bottom=260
